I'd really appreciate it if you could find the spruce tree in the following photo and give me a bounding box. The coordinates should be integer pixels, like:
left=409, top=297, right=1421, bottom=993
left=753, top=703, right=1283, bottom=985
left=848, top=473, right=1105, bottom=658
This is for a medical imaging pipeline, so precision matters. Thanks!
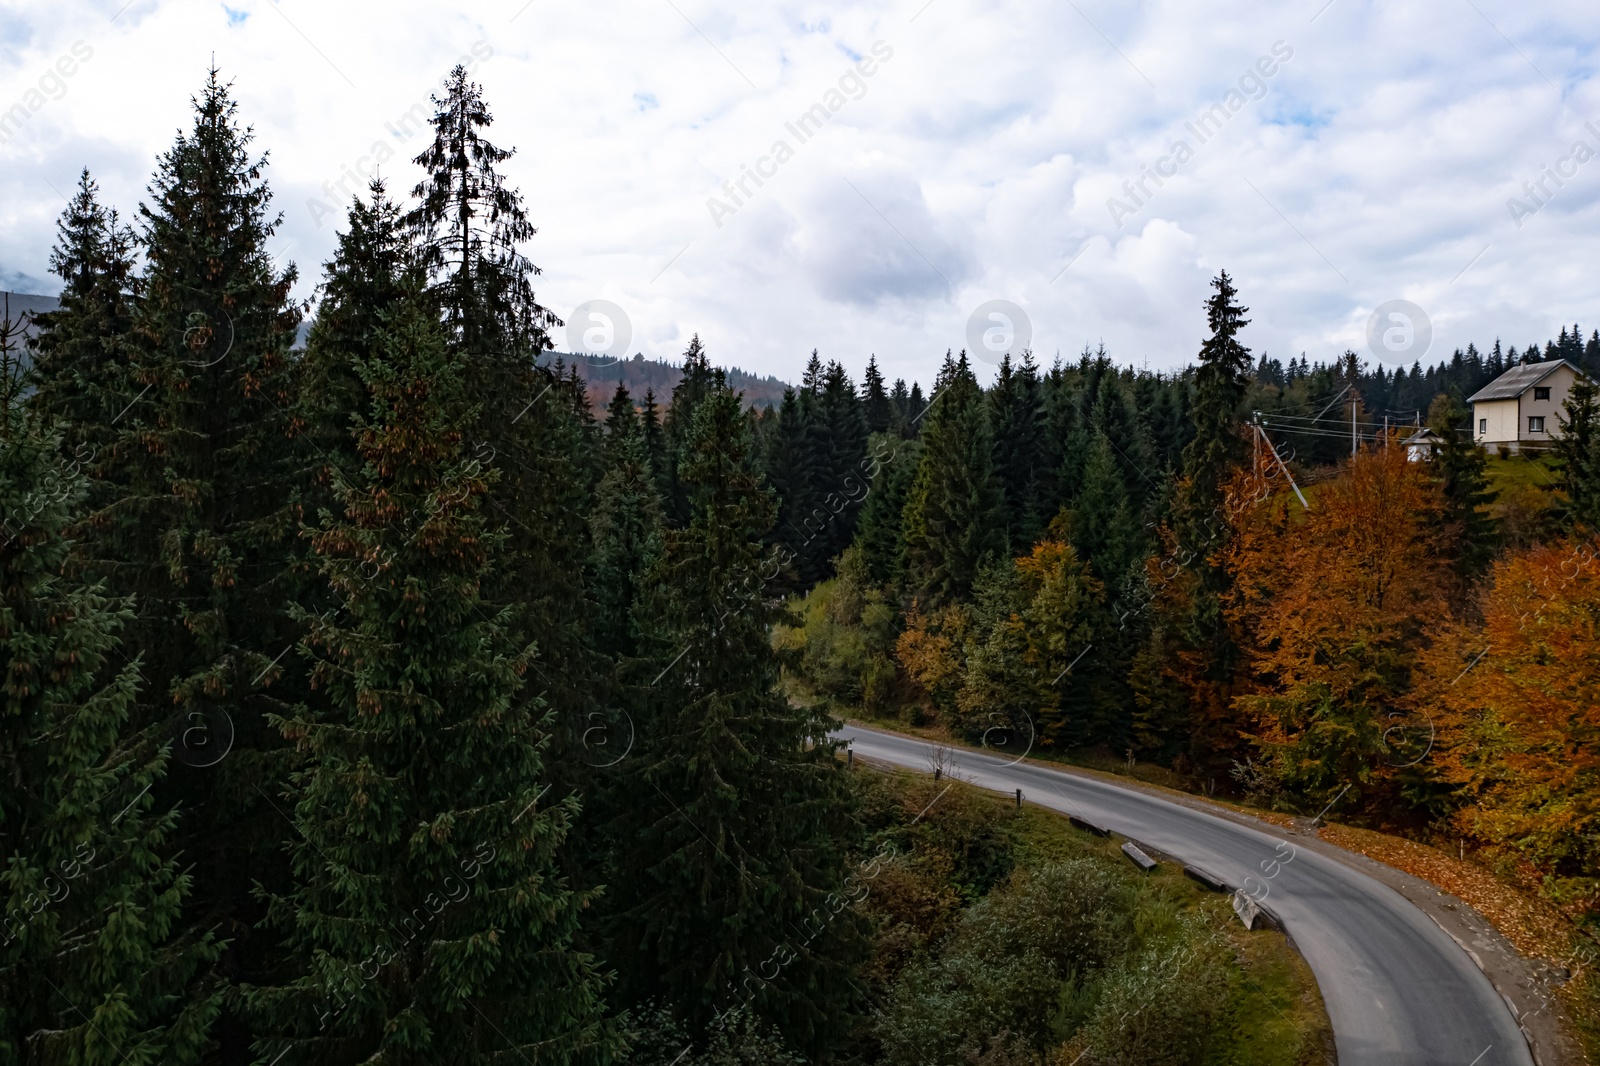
left=1556, top=372, right=1600, bottom=532
left=861, top=355, right=891, bottom=435
left=901, top=352, right=1005, bottom=606
left=591, top=384, right=663, bottom=659
left=662, top=336, right=717, bottom=527
left=988, top=352, right=1045, bottom=547
left=27, top=169, right=137, bottom=481
left=765, top=387, right=819, bottom=590
left=851, top=433, right=921, bottom=587
left=73, top=73, right=305, bottom=1033
left=608, top=381, right=864, bottom=1056
left=296, top=179, right=422, bottom=518
left=641, top=387, right=668, bottom=499
left=816, top=360, right=868, bottom=566
left=887, top=378, right=911, bottom=438
left=250, top=289, right=619, bottom=1065
left=1, top=344, right=221, bottom=1062
left=403, top=64, right=598, bottom=796
left=1172, top=272, right=1252, bottom=671
left=1426, top=394, right=1498, bottom=577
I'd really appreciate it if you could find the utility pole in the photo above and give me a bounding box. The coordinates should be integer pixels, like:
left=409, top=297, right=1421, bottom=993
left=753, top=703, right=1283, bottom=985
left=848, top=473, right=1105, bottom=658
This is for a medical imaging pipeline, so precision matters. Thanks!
left=1351, top=392, right=1358, bottom=456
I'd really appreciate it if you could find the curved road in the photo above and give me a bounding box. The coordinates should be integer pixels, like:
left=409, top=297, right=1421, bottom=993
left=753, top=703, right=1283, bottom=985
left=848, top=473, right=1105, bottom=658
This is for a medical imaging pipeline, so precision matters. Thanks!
left=838, top=724, right=1532, bottom=1066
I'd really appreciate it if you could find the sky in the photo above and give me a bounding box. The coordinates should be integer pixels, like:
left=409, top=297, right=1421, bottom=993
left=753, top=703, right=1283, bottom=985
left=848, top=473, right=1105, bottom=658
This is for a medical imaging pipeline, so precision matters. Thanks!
left=1, top=0, right=1598, bottom=388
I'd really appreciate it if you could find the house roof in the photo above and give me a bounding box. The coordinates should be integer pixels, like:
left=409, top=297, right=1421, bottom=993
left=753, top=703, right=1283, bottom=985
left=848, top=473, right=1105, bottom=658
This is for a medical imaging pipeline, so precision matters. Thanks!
left=1401, top=427, right=1443, bottom=445
left=1467, top=359, right=1583, bottom=403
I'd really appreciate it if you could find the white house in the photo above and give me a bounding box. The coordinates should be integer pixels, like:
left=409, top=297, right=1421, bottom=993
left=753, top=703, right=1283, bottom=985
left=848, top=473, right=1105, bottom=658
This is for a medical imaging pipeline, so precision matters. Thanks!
left=1467, top=359, right=1589, bottom=454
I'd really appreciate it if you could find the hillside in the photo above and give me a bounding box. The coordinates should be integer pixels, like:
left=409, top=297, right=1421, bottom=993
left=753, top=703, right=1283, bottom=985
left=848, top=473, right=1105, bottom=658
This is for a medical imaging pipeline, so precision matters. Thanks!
left=544, top=351, right=792, bottom=411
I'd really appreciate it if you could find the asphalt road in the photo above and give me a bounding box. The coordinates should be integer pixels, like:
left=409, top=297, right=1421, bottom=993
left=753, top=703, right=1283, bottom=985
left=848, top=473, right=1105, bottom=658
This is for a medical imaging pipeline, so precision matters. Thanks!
left=838, top=724, right=1533, bottom=1066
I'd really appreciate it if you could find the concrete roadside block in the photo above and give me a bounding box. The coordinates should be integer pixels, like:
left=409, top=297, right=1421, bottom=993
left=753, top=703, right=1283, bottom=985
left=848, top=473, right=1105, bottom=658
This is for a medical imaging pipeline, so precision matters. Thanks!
left=1121, top=841, right=1158, bottom=871
left=1069, top=815, right=1110, bottom=837
left=1232, top=889, right=1286, bottom=932
left=1184, top=865, right=1230, bottom=893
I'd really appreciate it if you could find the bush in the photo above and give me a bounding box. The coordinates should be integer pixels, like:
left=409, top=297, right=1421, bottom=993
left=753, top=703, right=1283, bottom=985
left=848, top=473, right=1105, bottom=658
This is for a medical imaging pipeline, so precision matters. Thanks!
left=872, top=862, right=1233, bottom=1066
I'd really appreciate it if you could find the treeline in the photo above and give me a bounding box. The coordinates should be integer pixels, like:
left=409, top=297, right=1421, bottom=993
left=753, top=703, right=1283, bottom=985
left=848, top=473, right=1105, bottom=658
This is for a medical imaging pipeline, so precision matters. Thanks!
left=2, top=67, right=866, bottom=1063
left=783, top=269, right=1600, bottom=965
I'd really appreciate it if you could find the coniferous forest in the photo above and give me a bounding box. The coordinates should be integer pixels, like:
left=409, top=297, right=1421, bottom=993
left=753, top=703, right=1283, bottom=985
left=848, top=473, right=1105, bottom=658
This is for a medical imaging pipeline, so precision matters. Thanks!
left=7, top=63, right=1600, bottom=1065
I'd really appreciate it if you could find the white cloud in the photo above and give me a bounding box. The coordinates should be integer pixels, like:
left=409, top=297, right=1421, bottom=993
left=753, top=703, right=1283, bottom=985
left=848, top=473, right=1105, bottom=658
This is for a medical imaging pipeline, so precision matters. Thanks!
left=2, top=0, right=1599, bottom=387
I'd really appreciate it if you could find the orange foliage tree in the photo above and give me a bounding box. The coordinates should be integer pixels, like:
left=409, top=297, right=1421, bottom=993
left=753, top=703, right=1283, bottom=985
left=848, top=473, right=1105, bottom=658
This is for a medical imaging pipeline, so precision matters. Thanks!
left=1224, top=443, right=1452, bottom=804
left=1421, top=535, right=1600, bottom=915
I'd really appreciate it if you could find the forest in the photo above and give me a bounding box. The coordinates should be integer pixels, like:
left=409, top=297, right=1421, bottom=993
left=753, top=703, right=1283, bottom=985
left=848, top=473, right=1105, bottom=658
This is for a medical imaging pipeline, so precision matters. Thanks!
left=3, top=60, right=1599, bottom=1065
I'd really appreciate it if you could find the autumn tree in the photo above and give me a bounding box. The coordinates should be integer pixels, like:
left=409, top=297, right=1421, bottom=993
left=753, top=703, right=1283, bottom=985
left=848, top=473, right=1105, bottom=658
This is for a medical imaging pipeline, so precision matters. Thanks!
left=1225, top=445, right=1450, bottom=807
left=1422, top=536, right=1600, bottom=916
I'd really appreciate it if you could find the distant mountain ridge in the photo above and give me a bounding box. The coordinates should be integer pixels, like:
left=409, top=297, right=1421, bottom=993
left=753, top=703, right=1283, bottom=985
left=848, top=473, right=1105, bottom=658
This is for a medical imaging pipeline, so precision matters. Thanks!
left=542, top=351, right=793, bottom=411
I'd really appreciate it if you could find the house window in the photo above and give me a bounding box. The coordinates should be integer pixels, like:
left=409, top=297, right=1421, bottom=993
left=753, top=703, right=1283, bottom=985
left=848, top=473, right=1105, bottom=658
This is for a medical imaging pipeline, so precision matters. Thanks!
left=1534, top=386, right=1551, bottom=400
left=1478, top=418, right=1487, bottom=435
left=1529, top=416, right=1546, bottom=433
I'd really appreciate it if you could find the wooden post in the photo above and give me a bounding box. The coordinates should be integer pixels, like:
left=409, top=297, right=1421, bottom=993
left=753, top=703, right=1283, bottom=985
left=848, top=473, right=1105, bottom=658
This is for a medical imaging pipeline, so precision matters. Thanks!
left=1015, top=788, right=1022, bottom=808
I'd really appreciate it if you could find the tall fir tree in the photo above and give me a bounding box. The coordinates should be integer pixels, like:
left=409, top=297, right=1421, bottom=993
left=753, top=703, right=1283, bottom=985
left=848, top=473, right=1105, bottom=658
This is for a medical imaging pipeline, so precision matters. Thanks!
left=1556, top=371, right=1600, bottom=532
left=861, top=355, right=891, bottom=435
left=607, top=381, right=864, bottom=1056
left=27, top=169, right=137, bottom=486
left=1426, top=393, right=1498, bottom=578
left=249, top=288, right=619, bottom=1066
left=815, top=360, right=868, bottom=568
left=887, top=378, right=911, bottom=438
left=403, top=64, right=598, bottom=804
left=296, top=179, right=423, bottom=521
left=851, top=433, right=920, bottom=587
left=765, top=387, right=820, bottom=591
left=1166, top=272, right=1254, bottom=772
left=988, top=352, right=1046, bottom=547
left=640, top=386, right=668, bottom=500
left=901, top=352, right=1005, bottom=606
left=2, top=342, right=221, bottom=1063
left=66, top=73, right=305, bottom=1047
left=1173, top=272, right=1252, bottom=637
left=591, top=384, right=664, bottom=659
left=662, top=335, right=717, bottom=527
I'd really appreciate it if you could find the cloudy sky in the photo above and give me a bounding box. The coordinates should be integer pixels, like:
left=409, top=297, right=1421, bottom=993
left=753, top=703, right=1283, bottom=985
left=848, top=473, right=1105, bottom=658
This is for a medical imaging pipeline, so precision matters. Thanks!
left=1, top=0, right=1598, bottom=387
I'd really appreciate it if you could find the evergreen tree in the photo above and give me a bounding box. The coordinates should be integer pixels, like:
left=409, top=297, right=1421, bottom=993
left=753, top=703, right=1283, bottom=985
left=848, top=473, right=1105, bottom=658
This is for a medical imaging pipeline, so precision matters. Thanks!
left=907, top=382, right=927, bottom=433
left=901, top=352, right=1005, bottom=606
left=296, top=179, right=422, bottom=519
left=608, top=382, right=864, bottom=1056
left=1173, top=271, right=1253, bottom=632
left=591, top=384, right=664, bottom=658
left=1, top=343, right=221, bottom=1063
left=887, top=378, right=911, bottom=438
left=1426, top=394, right=1498, bottom=578
left=861, top=355, right=890, bottom=435
left=403, top=64, right=597, bottom=803
left=988, top=352, right=1045, bottom=547
left=71, top=73, right=305, bottom=1041
left=1556, top=372, right=1600, bottom=532
left=641, top=387, right=668, bottom=497
left=816, top=360, right=868, bottom=566
left=851, top=433, right=920, bottom=587
left=1071, top=432, right=1141, bottom=592
left=27, top=169, right=137, bottom=481
left=765, top=387, right=820, bottom=589
left=404, top=66, right=556, bottom=357
left=250, top=290, right=619, bottom=1065
left=663, top=336, right=717, bottom=527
